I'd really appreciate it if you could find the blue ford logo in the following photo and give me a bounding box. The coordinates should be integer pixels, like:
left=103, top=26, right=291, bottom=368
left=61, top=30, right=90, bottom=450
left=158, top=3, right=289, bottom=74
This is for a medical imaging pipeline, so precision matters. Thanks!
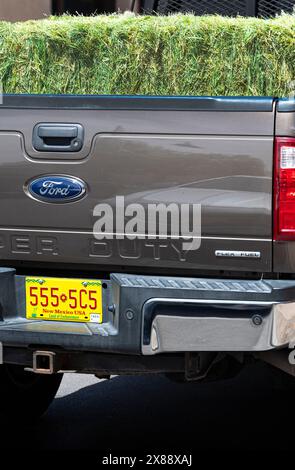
left=26, top=175, right=87, bottom=203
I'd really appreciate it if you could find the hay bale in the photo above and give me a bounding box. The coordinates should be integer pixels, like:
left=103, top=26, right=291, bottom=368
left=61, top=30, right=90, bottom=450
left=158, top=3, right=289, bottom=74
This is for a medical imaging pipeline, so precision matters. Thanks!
left=0, top=13, right=294, bottom=96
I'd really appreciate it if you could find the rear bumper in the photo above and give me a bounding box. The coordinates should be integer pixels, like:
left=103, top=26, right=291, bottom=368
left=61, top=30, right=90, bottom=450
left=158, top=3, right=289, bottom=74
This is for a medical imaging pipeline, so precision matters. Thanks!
left=0, top=270, right=294, bottom=356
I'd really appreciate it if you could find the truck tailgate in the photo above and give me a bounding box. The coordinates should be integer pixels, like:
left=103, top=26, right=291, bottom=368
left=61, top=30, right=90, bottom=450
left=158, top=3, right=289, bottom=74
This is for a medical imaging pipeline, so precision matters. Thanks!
left=0, top=95, right=275, bottom=273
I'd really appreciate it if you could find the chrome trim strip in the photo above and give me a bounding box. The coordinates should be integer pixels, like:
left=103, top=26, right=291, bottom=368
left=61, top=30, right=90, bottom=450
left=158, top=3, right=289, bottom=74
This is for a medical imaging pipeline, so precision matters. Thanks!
left=144, top=298, right=275, bottom=307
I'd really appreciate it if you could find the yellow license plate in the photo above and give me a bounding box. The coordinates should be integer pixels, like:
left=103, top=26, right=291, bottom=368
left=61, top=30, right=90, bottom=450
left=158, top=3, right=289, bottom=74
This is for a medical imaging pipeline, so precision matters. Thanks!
left=26, top=277, right=103, bottom=323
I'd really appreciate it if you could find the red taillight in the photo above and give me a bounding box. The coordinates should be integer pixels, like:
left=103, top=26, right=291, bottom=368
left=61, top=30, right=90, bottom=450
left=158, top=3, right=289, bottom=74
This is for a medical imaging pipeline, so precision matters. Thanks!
left=274, top=137, right=295, bottom=240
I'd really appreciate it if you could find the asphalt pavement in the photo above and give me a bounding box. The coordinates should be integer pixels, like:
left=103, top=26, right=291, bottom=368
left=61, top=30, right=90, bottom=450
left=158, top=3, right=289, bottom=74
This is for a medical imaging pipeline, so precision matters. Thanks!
left=1, top=362, right=293, bottom=453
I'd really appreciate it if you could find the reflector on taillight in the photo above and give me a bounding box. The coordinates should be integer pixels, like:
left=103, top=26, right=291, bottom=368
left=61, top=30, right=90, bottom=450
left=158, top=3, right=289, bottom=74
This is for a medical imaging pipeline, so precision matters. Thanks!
left=274, top=137, right=295, bottom=240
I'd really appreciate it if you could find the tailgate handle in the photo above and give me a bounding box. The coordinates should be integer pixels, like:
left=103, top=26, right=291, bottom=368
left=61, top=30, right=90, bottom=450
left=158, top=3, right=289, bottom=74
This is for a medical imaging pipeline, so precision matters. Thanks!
left=33, top=123, right=84, bottom=152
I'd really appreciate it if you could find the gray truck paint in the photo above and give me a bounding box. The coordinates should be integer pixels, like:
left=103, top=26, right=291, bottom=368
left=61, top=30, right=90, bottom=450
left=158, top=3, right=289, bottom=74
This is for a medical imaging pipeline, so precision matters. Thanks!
left=0, top=96, right=275, bottom=273
left=1, top=94, right=275, bottom=111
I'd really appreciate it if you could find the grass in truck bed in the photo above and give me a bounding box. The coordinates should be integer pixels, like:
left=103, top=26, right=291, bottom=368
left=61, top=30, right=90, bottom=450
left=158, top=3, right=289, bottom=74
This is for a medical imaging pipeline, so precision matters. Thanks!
left=0, top=13, right=294, bottom=97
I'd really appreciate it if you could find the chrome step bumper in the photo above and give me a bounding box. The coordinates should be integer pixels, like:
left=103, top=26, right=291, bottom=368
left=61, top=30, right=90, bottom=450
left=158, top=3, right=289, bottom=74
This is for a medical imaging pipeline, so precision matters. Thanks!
left=141, top=298, right=290, bottom=355
left=115, top=275, right=295, bottom=355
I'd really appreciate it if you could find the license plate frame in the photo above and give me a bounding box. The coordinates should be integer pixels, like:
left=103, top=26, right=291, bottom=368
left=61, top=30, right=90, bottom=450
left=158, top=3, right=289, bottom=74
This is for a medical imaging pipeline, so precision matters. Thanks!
left=25, top=277, right=103, bottom=324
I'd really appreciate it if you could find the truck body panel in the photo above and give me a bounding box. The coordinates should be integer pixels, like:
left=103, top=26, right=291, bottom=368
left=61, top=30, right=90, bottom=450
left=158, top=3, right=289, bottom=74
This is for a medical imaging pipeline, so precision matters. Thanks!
left=0, top=96, right=276, bottom=273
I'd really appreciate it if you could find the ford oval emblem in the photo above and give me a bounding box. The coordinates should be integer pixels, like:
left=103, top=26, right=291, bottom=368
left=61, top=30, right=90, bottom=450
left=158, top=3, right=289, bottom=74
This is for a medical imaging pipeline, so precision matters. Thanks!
left=26, top=175, right=87, bottom=203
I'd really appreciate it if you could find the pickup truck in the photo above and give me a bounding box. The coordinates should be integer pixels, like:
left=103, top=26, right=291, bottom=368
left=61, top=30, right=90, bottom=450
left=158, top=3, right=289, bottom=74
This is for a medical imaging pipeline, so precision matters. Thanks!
left=1, top=93, right=295, bottom=421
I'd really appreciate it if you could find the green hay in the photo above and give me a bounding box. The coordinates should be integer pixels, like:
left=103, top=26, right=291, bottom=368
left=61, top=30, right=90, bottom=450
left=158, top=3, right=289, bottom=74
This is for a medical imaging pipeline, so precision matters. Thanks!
left=0, top=13, right=294, bottom=96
